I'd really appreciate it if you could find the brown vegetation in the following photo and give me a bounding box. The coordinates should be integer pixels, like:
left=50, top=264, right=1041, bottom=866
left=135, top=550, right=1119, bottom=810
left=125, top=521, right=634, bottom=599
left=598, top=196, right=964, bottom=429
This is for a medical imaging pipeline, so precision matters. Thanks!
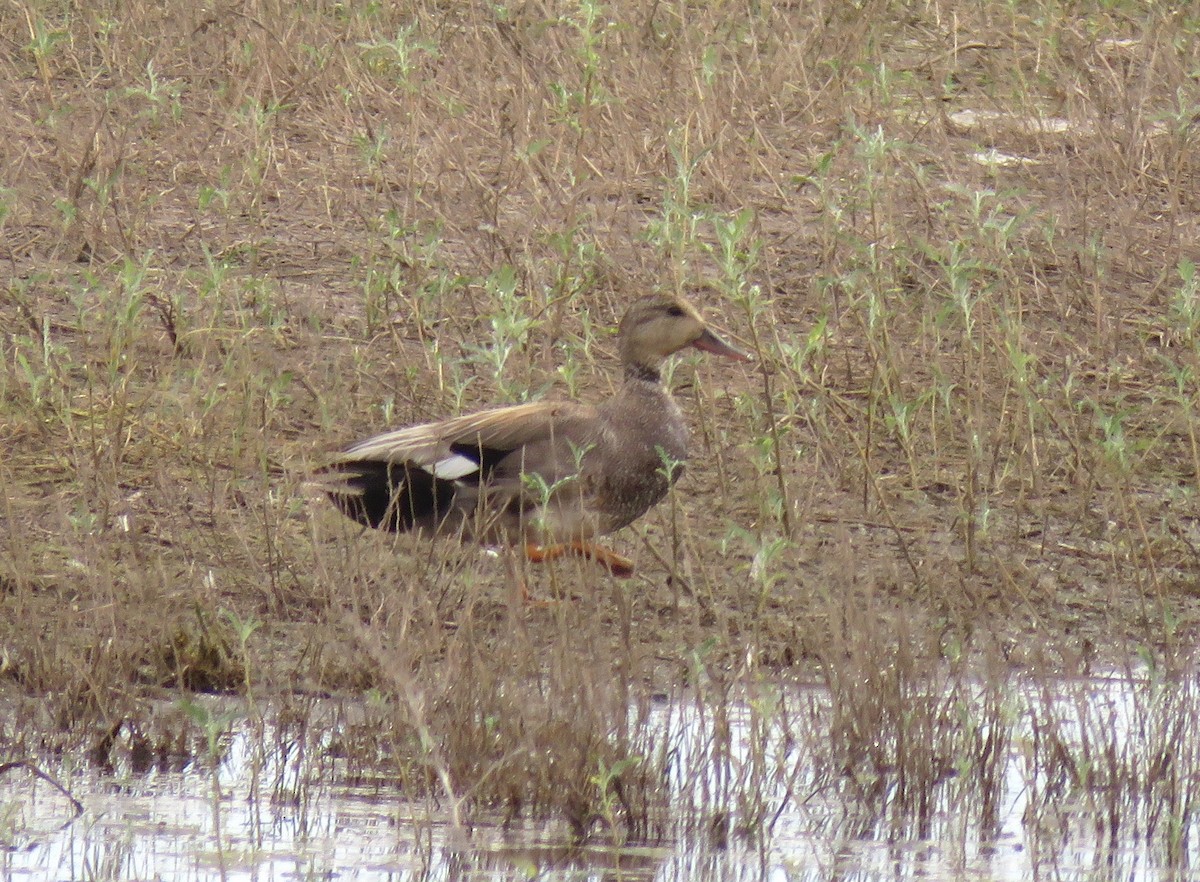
left=3, top=0, right=1200, bottom=837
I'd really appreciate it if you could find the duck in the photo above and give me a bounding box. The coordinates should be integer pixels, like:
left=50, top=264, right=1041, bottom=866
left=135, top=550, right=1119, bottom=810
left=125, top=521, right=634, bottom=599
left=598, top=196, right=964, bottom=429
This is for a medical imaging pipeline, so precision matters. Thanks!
left=318, top=293, right=749, bottom=580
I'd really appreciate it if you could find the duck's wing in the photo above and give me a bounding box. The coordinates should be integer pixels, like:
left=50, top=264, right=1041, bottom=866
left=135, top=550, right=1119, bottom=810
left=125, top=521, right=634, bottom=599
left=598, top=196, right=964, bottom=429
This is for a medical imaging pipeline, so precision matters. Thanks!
left=333, top=400, right=599, bottom=474
left=318, top=400, right=603, bottom=534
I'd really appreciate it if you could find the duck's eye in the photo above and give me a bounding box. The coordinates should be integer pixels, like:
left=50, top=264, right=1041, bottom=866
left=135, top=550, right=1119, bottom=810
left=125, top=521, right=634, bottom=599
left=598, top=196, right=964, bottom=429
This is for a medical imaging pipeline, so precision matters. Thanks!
left=665, top=305, right=686, bottom=318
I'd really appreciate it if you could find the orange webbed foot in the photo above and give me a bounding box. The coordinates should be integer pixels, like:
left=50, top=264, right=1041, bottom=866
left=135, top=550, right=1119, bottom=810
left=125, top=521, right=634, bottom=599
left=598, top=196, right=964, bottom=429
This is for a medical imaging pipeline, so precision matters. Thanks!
left=524, top=542, right=635, bottom=578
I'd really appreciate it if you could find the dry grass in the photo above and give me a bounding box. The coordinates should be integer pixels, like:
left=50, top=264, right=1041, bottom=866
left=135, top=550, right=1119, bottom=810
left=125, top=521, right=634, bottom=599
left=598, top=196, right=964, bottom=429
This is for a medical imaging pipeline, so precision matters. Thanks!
left=4, top=0, right=1200, bottom=839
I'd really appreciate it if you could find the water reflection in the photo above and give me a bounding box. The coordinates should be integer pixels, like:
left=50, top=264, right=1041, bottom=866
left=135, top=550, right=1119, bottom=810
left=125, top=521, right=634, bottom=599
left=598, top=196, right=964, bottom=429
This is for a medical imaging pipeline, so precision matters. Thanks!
left=1, top=673, right=1195, bottom=880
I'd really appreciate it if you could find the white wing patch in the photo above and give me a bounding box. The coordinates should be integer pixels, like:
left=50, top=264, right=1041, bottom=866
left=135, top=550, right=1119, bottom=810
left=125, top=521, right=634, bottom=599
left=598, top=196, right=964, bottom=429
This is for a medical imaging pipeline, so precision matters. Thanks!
left=428, top=454, right=480, bottom=480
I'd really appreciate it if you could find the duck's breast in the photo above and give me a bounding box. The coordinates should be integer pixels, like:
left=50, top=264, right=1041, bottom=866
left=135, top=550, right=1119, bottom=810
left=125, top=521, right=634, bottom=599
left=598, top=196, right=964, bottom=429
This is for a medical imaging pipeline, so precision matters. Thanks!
left=592, top=392, right=689, bottom=533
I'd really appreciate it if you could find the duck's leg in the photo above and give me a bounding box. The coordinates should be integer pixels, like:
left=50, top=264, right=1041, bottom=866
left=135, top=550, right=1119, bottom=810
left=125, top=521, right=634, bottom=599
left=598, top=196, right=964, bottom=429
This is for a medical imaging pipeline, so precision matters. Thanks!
left=524, top=542, right=635, bottom=578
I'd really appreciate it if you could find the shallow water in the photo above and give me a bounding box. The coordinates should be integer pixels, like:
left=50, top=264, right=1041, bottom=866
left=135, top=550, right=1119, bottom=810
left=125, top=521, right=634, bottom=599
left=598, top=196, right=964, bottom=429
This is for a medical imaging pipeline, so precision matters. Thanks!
left=2, top=674, right=1196, bottom=881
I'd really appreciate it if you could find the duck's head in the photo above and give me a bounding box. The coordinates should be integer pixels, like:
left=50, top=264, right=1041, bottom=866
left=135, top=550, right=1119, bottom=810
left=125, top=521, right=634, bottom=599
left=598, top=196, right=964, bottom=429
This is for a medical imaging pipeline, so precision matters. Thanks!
left=618, top=294, right=749, bottom=378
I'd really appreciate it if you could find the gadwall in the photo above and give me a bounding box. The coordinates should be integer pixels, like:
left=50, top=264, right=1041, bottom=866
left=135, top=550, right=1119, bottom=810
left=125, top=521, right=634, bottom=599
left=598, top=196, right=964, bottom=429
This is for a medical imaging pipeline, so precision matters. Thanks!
left=319, top=293, right=748, bottom=578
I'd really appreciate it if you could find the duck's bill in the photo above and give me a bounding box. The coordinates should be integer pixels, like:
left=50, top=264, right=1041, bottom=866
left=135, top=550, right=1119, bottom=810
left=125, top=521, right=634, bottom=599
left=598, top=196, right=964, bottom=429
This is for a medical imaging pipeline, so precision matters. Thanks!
left=692, top=328, right=752, bottom=361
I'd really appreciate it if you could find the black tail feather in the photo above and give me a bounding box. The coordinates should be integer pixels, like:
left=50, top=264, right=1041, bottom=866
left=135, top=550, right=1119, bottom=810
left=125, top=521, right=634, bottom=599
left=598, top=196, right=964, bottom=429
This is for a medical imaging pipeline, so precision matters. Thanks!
left=326, top=461, right=456, bottom=532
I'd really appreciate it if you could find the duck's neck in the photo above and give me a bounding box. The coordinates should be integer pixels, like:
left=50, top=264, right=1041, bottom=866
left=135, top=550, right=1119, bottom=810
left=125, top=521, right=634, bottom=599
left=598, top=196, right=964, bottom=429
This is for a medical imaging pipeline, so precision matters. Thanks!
left=623, top=362, right=662, bottom=384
